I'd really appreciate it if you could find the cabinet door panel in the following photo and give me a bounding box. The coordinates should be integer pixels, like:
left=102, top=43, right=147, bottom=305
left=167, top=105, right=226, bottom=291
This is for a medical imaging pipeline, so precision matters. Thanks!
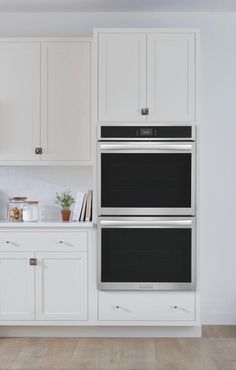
left=0, top=252, right=34, bottom=320
left=35, top=252, right=87, bottom=321
left=41, top=42, right=91, bottom=161
left=0, top=43, right=40, bottom=161
left=147, top=33, right=195, bottom=122
left=98, top=33, right=146, bottom=122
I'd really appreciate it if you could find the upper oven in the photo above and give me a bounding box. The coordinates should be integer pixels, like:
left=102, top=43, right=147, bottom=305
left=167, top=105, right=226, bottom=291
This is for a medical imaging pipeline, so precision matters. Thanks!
left=97, top=125, right=196, bottom=216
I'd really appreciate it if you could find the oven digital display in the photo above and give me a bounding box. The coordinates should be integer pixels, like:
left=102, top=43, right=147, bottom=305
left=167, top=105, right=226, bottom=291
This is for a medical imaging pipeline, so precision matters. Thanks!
left=140, top=128, right=153, bottom=136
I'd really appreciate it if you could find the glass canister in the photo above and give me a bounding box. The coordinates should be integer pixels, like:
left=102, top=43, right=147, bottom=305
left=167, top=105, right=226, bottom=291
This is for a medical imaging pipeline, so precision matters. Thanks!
left=7, top=197, right=27, bottom=221
left=22, top=201, right=39, bottom=222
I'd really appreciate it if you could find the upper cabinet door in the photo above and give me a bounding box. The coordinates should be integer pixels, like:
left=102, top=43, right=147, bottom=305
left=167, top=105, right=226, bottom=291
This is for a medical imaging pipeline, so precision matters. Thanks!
left=98, top=33, right=146, bottom=122
left=0, top=43, right=40, bottom=161
left=147, top=33, right=196, bottom=123
left=41, top=42, right=91, bottom=162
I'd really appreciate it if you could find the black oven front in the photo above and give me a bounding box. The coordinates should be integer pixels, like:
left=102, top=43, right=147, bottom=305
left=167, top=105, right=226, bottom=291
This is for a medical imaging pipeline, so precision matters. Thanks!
left=98, top=125, right=195, bottom=216
left=98, top=217, right=195, bottom=291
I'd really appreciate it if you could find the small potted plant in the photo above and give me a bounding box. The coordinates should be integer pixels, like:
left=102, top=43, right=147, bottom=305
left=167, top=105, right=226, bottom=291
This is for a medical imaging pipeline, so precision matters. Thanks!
left=56, top=191, right=75, bottom=222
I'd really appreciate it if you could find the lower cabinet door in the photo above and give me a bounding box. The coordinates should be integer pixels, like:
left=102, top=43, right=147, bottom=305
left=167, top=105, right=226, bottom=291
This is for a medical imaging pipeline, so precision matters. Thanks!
left=35, top=252, right=88, bottom=321
left=0, top=252, right=35, bottom=320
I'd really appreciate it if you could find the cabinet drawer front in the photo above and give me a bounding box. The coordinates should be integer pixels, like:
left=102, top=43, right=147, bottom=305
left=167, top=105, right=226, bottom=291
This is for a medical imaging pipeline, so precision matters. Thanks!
left=98, top=291, right=195, bottom=322
left=0, top=231, right=88, bottom=252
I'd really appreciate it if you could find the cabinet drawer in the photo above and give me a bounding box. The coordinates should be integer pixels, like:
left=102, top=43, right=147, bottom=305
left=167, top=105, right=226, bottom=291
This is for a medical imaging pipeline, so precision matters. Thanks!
left=98, top=291, right=195, bottom=322
left=0, top=231, right=88, bottom=252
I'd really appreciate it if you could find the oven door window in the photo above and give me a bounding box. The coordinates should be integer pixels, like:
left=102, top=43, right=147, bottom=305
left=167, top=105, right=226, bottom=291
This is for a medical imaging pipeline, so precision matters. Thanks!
left=101, top=153, right=191, bottom=208
left=101, top=228, right=192, bottom=283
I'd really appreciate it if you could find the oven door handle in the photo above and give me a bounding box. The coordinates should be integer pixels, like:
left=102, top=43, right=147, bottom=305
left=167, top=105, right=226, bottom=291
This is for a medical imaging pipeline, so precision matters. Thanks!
left=99, top=144, right=193, bottom=151
left=100, top=220, right=193, bottom=227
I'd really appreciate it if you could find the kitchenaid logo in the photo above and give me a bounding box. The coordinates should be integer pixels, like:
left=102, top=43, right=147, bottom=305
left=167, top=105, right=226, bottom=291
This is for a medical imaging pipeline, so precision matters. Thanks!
left=139, top=284, right=154, bottom=289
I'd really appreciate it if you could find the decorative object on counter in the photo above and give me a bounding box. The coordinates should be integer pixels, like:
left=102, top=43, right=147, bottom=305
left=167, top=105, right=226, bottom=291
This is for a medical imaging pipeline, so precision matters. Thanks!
left=72, top=192, right=85, bottom=221
left=85, top=190, right=93, bottom=222
left=72, top=190, right=93, bottom=222
left=22, top=201, right=39, bottom=222
left=55, top=191, right=75, bottom=222
left=7, top=197, right=27, bottom=221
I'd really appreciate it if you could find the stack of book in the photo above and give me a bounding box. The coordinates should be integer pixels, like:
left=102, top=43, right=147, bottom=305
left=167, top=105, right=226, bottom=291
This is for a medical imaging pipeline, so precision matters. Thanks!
left=72, top=190, right=93, bottom=222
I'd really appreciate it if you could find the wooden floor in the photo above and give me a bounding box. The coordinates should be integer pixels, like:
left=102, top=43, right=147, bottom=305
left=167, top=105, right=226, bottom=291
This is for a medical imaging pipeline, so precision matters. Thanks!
left=0, top=326, right=236, bottom=370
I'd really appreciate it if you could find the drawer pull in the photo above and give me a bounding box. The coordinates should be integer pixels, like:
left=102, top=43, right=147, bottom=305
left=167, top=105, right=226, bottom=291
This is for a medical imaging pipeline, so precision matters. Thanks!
left=57, top=241, right=73, bottom=247
left=171, top=305, right=190, bottom=313
left=114, top=305, right=132, bottom=313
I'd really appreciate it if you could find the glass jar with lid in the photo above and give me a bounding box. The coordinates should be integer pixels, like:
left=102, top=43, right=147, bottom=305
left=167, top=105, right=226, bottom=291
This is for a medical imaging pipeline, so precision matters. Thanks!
left=22, top=201, right=39, bottom=222
left=7, top=197, right=27, bottom=221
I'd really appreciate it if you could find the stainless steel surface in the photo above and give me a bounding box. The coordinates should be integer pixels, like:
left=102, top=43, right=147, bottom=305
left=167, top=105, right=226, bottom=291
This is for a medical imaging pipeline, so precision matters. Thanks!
left=97, top=141, right=196, bottom=216
left=100, top=219, right=193, bottom=227
left=100, top=143, right=193, bottom=150
left=97, top=216, right=196, bottom=291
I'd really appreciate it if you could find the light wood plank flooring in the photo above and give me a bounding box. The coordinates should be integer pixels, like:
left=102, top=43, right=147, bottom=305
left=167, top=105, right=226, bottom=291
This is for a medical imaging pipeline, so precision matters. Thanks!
left=0, top=326, right=236, bottom=370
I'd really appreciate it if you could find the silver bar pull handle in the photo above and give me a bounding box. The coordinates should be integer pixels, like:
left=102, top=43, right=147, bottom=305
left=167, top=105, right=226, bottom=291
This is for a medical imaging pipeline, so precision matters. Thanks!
left=100, top=144, right=193, bottom=151
left=100, top=220, right=192, bottom=227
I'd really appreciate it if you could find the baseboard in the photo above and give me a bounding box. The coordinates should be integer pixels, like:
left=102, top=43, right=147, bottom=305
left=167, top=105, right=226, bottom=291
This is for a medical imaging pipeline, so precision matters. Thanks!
left=0, top=325, right=202, bottom=338
left=201, top=312, right=236, bottom=325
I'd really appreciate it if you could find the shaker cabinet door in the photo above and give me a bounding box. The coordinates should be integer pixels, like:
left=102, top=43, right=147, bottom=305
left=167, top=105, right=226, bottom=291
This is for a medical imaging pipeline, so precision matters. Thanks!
left=147, top=33, right=196, bottom=122
left=35, top=252, right=88, bottom=321
left=98, top=33, right=146, bottom=122
left=41, top=42, right=91, bottom=162
left=0, top=252, right=35, bottom=321
left=0, top=43, right=40, bottom=161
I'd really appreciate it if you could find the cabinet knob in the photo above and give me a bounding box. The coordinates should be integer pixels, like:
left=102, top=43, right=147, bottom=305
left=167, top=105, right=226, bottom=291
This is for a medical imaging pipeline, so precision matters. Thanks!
left=29, top=258, right=37, bottom=266
left=35, top=147, right=42, bottom=155
left=141, top=108, right=149, bottom=116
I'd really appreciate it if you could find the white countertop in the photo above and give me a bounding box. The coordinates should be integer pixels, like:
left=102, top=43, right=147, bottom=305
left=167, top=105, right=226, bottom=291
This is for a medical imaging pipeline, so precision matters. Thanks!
left=0, top=221, right=94, bottom=228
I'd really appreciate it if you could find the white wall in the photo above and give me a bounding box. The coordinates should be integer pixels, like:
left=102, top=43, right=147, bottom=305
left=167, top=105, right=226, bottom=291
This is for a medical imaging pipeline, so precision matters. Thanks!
left=0, top=166, right=92, bottom=221
left=0, top=11, right=235, bottom=324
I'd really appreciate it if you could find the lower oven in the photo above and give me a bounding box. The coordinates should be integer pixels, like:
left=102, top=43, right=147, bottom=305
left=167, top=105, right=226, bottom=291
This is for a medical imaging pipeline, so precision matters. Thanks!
left=98, top=217, right=195, bottom=291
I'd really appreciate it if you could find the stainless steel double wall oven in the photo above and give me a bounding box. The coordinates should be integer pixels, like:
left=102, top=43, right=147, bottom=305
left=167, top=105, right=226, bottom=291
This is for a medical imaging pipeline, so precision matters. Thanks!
left=97, top=125, right=196, bottom=291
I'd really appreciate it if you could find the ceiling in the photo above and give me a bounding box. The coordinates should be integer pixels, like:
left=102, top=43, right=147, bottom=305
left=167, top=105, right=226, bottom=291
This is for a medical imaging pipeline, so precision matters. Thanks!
left=0, top=0, right=235, bottom=12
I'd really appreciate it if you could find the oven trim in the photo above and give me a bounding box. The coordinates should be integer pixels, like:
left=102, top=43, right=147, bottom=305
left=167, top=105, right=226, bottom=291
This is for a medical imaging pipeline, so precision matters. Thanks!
left=97, top=217, right=196, bottom=291
left=97, top=142, right=196, bottom=216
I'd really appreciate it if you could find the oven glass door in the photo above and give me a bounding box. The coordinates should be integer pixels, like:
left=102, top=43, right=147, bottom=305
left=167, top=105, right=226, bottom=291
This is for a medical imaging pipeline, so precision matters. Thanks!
left=98, top=218, right=195, bottom=291
left=99, top=142, right=195, bottom=215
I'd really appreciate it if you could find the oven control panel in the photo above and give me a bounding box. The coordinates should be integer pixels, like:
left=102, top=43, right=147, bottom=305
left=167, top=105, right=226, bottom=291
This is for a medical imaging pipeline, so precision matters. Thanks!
left=100, top=126, right=194, bottom=140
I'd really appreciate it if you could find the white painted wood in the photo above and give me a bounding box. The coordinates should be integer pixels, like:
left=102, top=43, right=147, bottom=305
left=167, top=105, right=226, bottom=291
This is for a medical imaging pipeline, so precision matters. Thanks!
left=41, top=42, right=91, bottom=161
left=0, top=42, right=40, bottom=161
left=98, top=32, right=146, bottom=122
left=0, top=252, right=34, bottom=320
left=0, top=326, right=202, bottom=337
left=0, top=231, right=88, bottom=252
left=35, top=252, right=88, bottom=321
left=98, top=291, right=195, bottom=321
left=147, top=33, right=195, bottom=122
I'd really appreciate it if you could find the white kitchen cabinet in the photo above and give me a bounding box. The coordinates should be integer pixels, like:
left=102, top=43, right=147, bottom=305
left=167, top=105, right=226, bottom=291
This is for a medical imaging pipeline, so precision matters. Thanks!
left=98, top=33, right=146, bottom=122
left=0, top=229, right=89, bottom=322
left=147, top=33, right=195, bottom=122
left=41, top=42, right=91, bottom=162
left=0, top=39, right=91, bottom=164
left=96, top=29, right=197, bottom=124
left=0, top=252, right=34, bottom=320
left=35, top=252, right=88, bottom=321
left=0, top=43, right=40, bottom=161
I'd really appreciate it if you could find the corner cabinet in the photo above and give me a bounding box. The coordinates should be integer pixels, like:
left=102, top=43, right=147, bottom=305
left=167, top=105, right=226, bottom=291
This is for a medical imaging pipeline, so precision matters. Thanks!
left=96, top=29, right=198, bottom=124
left=0, top=39, right=91, bottom=165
